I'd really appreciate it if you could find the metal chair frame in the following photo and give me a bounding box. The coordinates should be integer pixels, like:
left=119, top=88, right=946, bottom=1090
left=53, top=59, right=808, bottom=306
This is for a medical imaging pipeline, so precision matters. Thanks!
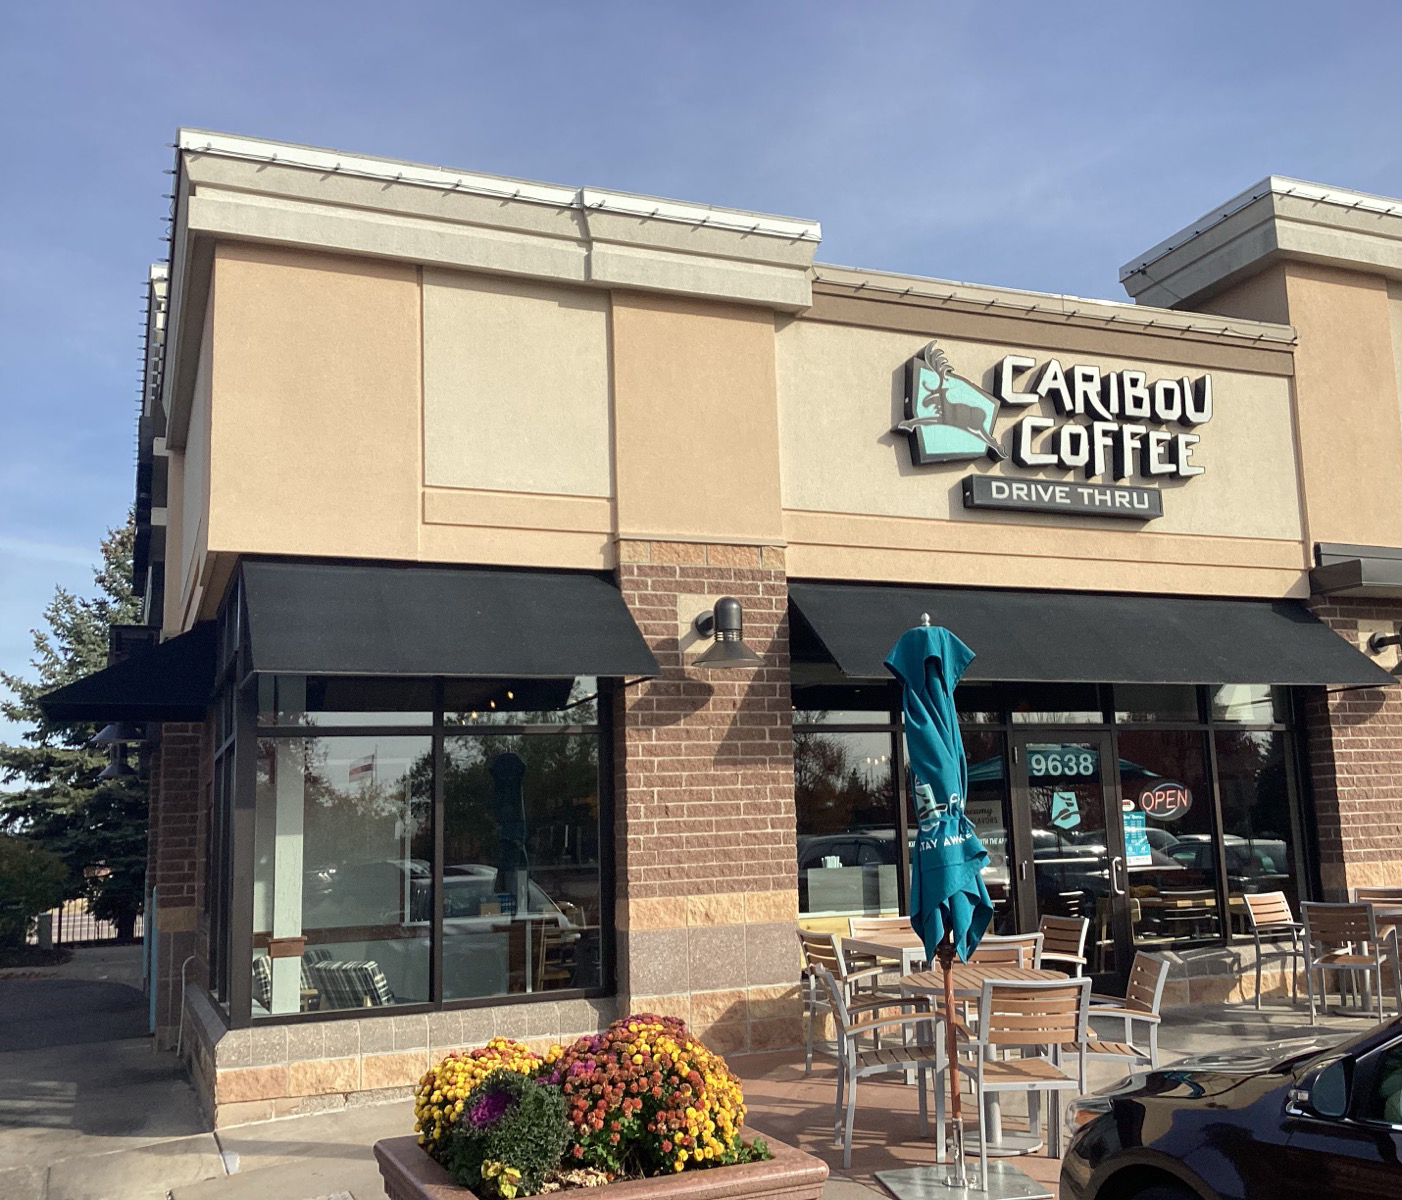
left=813, top=966, right=945, bottom=1169
left=1302, top=901, right=1402, bottom=1024
left=1242, top=890, right=1303, bottom=1010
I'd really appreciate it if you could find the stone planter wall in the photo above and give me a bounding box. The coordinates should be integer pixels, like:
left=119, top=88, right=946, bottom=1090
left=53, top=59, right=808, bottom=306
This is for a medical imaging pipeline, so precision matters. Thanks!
left=372, top=1131, right=828, bottom=1200
left=181, top=984, right=620, bottom=1127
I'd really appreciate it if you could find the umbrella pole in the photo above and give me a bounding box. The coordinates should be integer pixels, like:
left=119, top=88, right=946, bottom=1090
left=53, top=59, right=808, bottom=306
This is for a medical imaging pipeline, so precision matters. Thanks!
left=937, top=931, right=969, bottom=1188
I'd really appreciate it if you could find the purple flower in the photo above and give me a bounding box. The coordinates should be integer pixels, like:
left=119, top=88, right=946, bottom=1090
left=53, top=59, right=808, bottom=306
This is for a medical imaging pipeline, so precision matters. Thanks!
left=467, top=1088, right=515, bottom=1128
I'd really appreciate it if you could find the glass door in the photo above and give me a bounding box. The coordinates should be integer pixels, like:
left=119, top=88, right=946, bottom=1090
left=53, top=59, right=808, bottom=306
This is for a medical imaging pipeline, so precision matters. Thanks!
left=1010, top=732, right=1132, bottom=989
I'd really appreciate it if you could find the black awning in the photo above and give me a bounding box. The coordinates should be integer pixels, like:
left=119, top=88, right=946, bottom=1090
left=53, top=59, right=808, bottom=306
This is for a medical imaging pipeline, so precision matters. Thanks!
left=789, top=582, right=1395, bottom=687
left=1310, top=542, right=1402, bottom=598
left=241, top=560, right=660, bottom=678
left=38, top=622, right=217, bottom=723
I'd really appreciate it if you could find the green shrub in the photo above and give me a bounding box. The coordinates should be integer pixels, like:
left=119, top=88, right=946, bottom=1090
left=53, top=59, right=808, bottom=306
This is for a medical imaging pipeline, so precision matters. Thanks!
left=0, top=836, right=68, bottom=948
left=439, top=1069, right=570, bottom=1196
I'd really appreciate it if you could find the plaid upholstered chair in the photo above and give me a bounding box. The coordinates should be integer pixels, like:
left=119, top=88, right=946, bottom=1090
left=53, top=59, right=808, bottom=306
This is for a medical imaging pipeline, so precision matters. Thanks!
left=252, top=949, right=336, bottom=1013
left=311, top=959, right=397, bottom=1009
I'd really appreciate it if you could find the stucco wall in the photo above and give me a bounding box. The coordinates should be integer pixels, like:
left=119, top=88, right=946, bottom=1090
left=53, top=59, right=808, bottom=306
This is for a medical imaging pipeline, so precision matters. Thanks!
left=205, top=242, right=423, bottom=563
left=776, top=315, right=1306, bottom=597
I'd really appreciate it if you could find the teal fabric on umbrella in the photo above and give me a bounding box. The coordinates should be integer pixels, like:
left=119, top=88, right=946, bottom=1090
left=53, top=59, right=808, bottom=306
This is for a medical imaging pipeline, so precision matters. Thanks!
left=886, top=624, right=993, bottom=963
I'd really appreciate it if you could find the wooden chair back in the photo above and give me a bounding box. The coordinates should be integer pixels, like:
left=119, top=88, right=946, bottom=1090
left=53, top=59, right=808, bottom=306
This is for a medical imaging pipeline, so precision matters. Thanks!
left=1123, top=952, right=1171, bottom=1015
left=797, top=928, right=847, bottom=977
left=811, top=965, right=853, bottom=1030
left=969, top=940, right=1027, bottom=967
left=1039, top=915, right=1088, bottom=960
left=1243, top=891, right=1297, bottom=931
left=848, top=915, right=911, bottom=938
left=971, top=932, right=1043, bottom=967
left=978, top=977, right=1090, bottom=1048
left=1302, top=902, right=1378, bottom=951
left=1353, top=886, right=1402, bottom=905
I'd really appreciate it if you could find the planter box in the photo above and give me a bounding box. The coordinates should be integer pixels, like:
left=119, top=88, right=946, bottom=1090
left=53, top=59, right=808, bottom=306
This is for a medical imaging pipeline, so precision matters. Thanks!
left=372, top=1132, right=829, bottom=1200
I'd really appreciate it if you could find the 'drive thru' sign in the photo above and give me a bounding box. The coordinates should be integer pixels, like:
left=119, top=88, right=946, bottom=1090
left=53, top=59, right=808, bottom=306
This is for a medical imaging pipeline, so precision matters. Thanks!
left=962, top=474, right=1164, bottom=520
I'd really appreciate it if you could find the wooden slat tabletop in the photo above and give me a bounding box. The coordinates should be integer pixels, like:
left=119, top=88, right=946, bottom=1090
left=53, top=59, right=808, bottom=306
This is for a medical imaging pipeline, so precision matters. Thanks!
left=902, top=964, right=1065, bottom=997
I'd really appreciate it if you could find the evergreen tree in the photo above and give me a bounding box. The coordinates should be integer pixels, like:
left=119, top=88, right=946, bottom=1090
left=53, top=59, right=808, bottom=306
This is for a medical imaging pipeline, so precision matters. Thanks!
left=0, top=516, right=147, bottom=939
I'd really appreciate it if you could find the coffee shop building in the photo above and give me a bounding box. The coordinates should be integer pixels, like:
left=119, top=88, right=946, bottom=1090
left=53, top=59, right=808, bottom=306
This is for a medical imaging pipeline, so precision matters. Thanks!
left=42, top=132, right=1402, bottom=1124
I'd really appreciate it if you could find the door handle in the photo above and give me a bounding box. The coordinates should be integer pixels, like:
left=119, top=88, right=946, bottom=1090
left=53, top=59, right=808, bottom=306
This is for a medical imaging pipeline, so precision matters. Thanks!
left=1110, top=855, right=1125, bottom=897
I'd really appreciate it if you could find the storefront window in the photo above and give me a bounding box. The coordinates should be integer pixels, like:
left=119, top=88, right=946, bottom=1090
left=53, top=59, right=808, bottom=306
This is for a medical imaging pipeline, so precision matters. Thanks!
left=1215, top=729, right=1302, bottom=914
left=1211, top=684, right=1287, bottom=725
left=1114, top=685, right=1200, bottom=723
left=1008, top=683, right=1103, bottom=725
left=441, top=732, right=603, bottom=1000
left=961, top=730, right=1013, bottom=932
left=794, top=728, right=898, bottom=928
left=257, top=675, right=434, bottom=727
left=1116, top=730, right=1220, bottom=947
left=253, top=735, right=433, bottom=1015
left=245, top=677, right=610, bottom=1021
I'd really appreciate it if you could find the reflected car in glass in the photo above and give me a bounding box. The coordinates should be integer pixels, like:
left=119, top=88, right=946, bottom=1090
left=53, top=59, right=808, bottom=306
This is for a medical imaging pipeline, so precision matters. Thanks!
left=1168, top=834, right=1292, bottom=894
left=1062, top=1019, right=1402, bottom=1199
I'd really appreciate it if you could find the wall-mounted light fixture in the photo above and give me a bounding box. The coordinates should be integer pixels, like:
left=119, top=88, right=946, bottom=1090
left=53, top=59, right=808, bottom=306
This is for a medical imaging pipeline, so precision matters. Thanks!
left=97, top=756, right=138, bottom=781
left=691, top=597, right=764, bottom=669
left=1368, top=630, right=1402, bottom=654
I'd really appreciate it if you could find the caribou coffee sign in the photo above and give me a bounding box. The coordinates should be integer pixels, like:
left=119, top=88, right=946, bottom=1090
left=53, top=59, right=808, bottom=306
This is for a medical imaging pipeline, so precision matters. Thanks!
left=894, top=342, right=1211, bottom=520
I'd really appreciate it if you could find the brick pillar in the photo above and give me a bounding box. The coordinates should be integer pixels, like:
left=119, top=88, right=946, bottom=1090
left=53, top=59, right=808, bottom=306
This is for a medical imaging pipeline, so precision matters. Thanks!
left=614, top=539, right=800, bottom=1054
left=1306, top=598, right=1402, bottom=898
left=149, top=720, right=206, bottom=1048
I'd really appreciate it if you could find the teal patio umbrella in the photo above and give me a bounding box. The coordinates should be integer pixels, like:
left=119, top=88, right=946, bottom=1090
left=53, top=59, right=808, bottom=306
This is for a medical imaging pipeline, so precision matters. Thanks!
left=885, top=618, right=993, bottom=1193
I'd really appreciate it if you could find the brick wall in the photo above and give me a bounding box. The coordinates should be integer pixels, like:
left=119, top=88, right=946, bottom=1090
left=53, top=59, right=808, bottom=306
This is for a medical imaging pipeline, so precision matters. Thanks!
left=613, top=539, right=801, bottom=1054
left=1305, top=597, right=1402, bottom=898
left=149, top=720, right=207, bottom=1047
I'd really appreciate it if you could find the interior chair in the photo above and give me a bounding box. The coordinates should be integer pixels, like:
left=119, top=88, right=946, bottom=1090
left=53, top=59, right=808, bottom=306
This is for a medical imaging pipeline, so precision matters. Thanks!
left=310, top=959, right=396, bottom=1009
left=953, top=977, right=1090, bottom=1187
left=813, top=966, right=945, bottom=1169
left=1086, top=952, right=1170, bottom=1067
left=796, top=929, right=905, bottom=1074
left=1038, top=915, right=1089, bottom=976
left=1243, top=891, right=1304, bottom=1009
left=1302, top=902, right=1402, bottom=1024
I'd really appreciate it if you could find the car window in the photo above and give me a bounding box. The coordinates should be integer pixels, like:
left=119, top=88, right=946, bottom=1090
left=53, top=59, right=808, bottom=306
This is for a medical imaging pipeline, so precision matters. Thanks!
left=1364, top=1043, right=1402, bottom=1124
left=1170, top=846, right=1200, bottom=867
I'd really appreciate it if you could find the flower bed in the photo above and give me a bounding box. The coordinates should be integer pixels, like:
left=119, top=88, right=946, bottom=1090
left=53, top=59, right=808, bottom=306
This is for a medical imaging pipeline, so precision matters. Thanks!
left=378, top=1014, right=826, bottom=1200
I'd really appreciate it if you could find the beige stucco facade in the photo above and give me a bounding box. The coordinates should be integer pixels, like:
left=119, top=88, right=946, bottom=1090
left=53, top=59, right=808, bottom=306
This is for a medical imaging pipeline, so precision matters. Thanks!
left=156, top=141, right=1350, bottom=629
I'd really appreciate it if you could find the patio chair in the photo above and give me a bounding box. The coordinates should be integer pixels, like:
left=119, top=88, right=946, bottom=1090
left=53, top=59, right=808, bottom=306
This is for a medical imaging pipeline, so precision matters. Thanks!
left=1353, top=886, right=1402, bottom=904
left=970, top=932, right=1042, bottom=967
left=1302, top=902, right=1402, bottom=1024
left=953, top=977, right=1090, bottom=1186
left=1087, top=952, right=1170, bottom=1067
left=812, top=966, right=944, bottom=1169
left=796, top=929, right=905, bottom=1074
left=1243, top=891, right=1304, bottom=1009
left=1038, top=915, right=1089, bottom=976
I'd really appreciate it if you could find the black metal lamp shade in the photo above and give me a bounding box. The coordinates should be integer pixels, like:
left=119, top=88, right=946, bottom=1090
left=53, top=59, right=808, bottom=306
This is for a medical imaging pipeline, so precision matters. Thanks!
left=692, top=597, right=764, bottom=668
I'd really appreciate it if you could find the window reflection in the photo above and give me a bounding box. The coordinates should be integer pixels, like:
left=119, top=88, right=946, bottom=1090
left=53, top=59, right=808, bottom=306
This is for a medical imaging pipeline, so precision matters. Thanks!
left=441, top=733, right=602, bottom=999
left=960, top=731, right=1013, bottom=933
left=794, top=729, right=898, bottom=928
left=253, top=736, right=433, bottom=1015
left=1216, top=729, right=1300, bottom=915
left=1117, top=730, right=1220, bottom=947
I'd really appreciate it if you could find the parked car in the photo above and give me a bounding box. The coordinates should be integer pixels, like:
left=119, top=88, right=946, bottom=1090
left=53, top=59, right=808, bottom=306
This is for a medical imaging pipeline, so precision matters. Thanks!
left=1061, top=1019, right=1402, bottom=1199
left=1168, top=834, right=1292, bottom=893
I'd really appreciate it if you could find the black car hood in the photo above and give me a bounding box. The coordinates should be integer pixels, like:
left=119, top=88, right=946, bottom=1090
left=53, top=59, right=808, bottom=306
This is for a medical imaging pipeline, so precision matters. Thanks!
left=1109, top=1038, right=1336, bottom=1104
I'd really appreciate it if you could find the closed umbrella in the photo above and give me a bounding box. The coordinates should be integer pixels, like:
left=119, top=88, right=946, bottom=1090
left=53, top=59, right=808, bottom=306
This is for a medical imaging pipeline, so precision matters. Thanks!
left=885, top=619, right=993, bottom=1193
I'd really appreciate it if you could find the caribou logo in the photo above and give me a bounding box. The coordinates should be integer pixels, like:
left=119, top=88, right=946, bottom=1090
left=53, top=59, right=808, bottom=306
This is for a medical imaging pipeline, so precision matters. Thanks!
left=895, top=342, right=1008, bottom=466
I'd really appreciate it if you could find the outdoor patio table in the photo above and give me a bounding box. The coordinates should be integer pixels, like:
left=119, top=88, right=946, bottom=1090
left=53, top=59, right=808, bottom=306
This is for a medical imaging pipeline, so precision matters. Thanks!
left=901, top=964, right=1065, bottom=1157
left=842, top=928, right=929, bottom=975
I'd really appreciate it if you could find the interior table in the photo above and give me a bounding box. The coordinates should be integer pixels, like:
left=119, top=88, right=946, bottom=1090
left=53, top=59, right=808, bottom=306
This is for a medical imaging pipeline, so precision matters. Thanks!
left=902, top=964, right=1067, bottom=1157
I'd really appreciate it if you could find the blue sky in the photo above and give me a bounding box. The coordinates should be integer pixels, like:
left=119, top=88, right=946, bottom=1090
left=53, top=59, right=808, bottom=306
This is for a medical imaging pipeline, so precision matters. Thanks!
left=2, top=1, right=1401, bottom=739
